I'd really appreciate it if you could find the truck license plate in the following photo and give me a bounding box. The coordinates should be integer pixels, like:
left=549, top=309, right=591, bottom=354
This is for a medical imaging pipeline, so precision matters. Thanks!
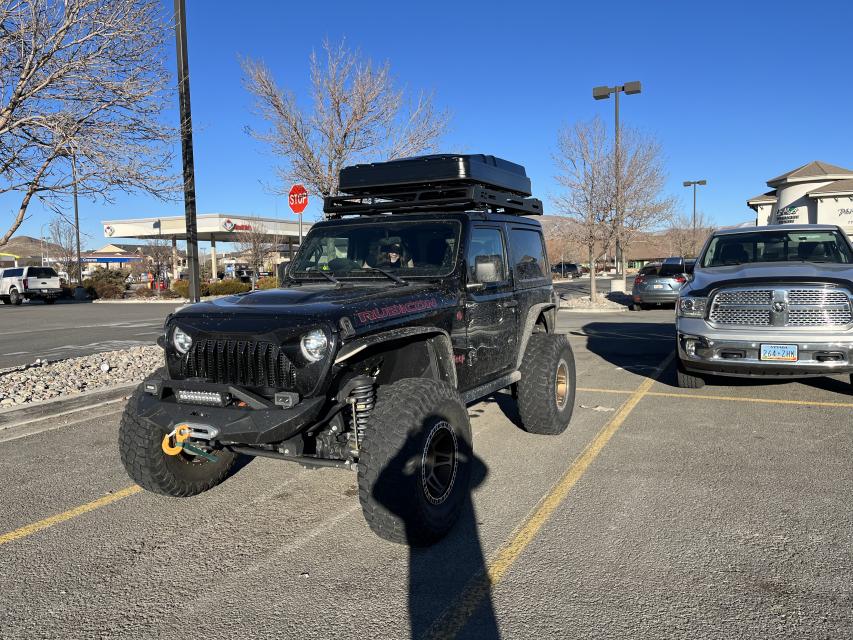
left=760, top=344, right=798, bottom=362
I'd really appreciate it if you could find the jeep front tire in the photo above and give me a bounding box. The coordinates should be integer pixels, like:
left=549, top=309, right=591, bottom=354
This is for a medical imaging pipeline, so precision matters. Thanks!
left=358, top=378, right=472, bottom=546
left=118, top=377, right=240, bottom=497
left=517, top=333, right=576, bottom=435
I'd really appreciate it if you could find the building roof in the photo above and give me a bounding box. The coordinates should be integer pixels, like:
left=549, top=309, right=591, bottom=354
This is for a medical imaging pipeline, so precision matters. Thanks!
left=767, top=160, right=853, bottom=187
left=746, top=191, right=777, bottom=208
left=807, top=178, right=853, bottom=197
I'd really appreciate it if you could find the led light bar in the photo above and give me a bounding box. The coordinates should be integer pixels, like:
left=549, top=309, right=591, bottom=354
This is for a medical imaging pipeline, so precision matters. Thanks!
left=176, top=389, right=229, bottom=407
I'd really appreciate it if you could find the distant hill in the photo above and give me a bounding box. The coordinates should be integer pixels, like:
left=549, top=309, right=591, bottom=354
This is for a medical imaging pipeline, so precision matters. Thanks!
left=1, top=235, right=64, bottom=259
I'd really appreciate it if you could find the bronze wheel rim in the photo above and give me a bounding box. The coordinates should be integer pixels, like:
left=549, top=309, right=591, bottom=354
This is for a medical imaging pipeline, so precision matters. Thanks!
left=555, top=359, right=569, bottom=411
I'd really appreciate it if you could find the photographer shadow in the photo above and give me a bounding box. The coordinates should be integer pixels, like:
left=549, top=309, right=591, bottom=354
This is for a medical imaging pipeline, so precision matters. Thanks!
left=372, top=429, right=500, bottom=639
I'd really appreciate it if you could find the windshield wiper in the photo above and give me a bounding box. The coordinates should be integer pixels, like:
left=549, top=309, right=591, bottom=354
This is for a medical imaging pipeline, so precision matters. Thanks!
left=363, top=266, right=407, bottom=286
left=303, top=268, right=341, bottom=286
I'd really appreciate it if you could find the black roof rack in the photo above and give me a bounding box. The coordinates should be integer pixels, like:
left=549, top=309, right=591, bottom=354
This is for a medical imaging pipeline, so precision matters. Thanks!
left=324, top=154, right=542, bottom=218
left=323, top=184, right=543, bottom=218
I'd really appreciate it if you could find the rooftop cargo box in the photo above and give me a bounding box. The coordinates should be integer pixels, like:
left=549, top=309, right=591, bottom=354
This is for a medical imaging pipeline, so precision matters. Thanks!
left=338, top=154, right=532, bottom=197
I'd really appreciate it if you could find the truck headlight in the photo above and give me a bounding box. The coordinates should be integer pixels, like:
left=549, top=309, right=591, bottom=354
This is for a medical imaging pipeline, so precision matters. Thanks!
left=173, top=326, right=193, bottom=354
left=300, top=329, right=328, bottom=362
left=677, top=297, right=708, bottom=318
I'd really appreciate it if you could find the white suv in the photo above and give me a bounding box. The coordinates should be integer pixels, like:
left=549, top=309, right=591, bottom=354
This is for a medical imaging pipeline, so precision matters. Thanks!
left=0, top=266, right=62, bottom=305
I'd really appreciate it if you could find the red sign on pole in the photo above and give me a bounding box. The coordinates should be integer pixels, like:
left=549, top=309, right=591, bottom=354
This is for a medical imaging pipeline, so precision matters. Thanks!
left=288, top=184, right=309, bottom=215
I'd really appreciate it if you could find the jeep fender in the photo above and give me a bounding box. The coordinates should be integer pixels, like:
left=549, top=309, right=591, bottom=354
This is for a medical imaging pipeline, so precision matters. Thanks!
left=334, top=327, right=457, bottom=388
left=516, top=302, right=556, bottom=369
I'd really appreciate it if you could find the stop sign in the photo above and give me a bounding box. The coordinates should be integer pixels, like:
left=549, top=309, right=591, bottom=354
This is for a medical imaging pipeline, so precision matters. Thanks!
left=288, top=184, right=309, bottom=214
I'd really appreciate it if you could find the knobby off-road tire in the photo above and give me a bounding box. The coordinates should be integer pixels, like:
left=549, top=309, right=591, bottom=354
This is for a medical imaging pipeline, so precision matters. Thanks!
left=9, top=288, right=22, bottom=305
left=358, top=378, right=472, bottom=546
left=676, top=358, right=706, bottom=389
left=118, top=374, right=239, bottom=497
left=517, top=333, right=576, bottom=435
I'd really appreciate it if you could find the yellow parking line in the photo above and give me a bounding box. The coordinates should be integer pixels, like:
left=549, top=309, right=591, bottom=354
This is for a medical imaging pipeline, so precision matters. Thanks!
left=578, top=387, right=853, bottom=409
left=424, top=352, right=676, bottom=640
left=0, top=485, right=141, bottom=546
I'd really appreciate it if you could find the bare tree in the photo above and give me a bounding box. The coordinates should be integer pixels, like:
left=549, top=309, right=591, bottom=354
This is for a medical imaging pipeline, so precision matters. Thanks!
left=235, top=217, right=279, bottom=287
left=146, top=236, right=172, bottom=286
left=47, top=215, right=76, bottom=281
left=667, top=210, right=715, bottom=258
left=552, top=118, right=612, bottom=300
left=242, top=39, right=450, bottom=199
left=0, top=0, right=177, bottom=248
left=617, top=128, right=676, bottom=272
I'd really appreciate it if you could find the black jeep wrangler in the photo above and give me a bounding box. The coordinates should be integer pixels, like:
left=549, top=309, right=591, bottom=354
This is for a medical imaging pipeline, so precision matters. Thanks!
left=119, top=154, right=576, bottom=545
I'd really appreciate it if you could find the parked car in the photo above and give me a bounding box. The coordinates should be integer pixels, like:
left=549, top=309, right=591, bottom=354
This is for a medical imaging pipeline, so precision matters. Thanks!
left=630, top=258, right=690, bottom=310
left=675, top=224, right=853, bottom=389
left=551, top=262, right=580, bottom=278
left=118, top=153, right=576, bottom=547
left=0, top=266, right=62, bottom=305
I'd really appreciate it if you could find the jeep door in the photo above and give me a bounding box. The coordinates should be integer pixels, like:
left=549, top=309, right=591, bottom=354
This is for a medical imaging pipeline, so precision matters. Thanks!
left=460, top=225, right=518, bottom=389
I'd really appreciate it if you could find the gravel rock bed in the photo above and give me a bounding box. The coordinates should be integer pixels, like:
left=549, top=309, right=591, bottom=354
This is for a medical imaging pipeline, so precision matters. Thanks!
left=0, top=346, right=162, bottom=408
left=560, top=293, right=629, bottom=311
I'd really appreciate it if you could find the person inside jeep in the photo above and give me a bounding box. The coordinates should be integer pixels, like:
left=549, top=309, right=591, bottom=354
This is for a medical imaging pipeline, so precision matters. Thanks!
left=376, top=237, right=412, bottom=269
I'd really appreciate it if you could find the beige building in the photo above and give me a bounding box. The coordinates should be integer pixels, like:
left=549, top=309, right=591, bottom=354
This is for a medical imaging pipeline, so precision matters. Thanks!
left=747, top=160, right=853, bottom=236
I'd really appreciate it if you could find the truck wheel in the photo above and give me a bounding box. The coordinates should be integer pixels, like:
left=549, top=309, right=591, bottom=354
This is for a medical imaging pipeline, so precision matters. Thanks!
left=676, top=359, right=705, bottom=389
left=517, top=333, right=576, bottom=435
left=118, top=378, right=239, bottom=497
left=358, top=378, right=472, bottom=546
left=9, top=288, right=22, bottom=305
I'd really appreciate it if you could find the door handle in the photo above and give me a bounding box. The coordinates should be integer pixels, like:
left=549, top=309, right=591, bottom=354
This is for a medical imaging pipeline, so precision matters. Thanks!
left=500, top=300, right=518, bottom=309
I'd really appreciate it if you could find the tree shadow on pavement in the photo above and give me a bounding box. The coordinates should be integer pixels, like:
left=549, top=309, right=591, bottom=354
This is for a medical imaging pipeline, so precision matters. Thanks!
left=577, top=321, right=676, bottom=382
left=371, top=430, right=500, bottom=639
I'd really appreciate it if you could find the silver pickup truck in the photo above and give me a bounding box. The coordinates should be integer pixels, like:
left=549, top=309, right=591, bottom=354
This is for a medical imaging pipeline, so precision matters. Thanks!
left=675, top=224, right=853, bottom=389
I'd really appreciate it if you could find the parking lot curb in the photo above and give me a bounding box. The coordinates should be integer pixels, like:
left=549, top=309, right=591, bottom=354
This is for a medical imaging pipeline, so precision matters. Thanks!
left=92, top=299, right=189, bottom=304
left=0, top=382, right=137, bottom=433
left=559, top=304, right=627, bottom=313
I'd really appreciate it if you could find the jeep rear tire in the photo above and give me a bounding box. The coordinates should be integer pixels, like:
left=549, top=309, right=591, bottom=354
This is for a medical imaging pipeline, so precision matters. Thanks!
left=517, top=333, right=576, bottom=435
left=118, top=376, right=240, bottom=497
left=358, top=378, right=472, bottom=546
left=676, top=358, right=705, bottom=389
left=9, top=288, right=22, bottom=305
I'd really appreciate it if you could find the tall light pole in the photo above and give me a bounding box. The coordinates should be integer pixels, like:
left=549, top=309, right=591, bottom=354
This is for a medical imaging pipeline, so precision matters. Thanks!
left=174, top=0, right=201, bottom=302
left=70, top=150, right=83, bottom=285
left=682, top=179, right=707, bottom=235
left=593, top=81, right=642, bottom=278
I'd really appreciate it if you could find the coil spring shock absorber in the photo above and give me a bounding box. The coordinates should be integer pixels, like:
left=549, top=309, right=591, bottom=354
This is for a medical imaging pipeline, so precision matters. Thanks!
left=347, top=376, right=375, bottom=448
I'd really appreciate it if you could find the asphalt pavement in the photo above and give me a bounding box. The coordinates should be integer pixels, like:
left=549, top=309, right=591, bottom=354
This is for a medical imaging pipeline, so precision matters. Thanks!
left=0, top=301, right=181, bottom=368
left=0, top=309, right=851, bottom=639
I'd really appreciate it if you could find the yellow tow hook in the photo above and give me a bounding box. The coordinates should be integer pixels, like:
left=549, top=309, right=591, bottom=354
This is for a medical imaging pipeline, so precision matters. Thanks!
left=161, top=424, right=219, bottom=462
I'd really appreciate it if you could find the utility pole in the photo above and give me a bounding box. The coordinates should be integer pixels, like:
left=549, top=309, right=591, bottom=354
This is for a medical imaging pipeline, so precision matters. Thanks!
left=683, top=179, right=707, bottom=255
left=71, top=151, right=82, bottom=285
left=174, top=0, right=201, bottom=302
left=593, top=81, right=642, bottom=280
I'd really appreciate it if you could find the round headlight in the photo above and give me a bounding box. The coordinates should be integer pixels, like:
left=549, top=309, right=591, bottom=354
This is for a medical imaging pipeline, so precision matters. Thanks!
left=300, top=329, right=328, bottom=362
left=173, top=326, right=193, bottom=354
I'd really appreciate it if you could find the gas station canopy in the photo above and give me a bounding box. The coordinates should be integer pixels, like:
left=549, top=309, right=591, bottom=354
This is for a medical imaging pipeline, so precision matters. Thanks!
left=100, top=213, right=307, bottom=242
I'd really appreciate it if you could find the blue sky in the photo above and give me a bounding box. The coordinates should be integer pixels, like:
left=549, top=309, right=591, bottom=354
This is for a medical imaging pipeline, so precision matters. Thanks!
left=11, top=0, right=853, bottom=248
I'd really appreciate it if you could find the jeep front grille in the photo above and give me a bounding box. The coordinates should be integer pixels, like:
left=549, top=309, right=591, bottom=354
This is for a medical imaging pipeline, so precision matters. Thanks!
left=182, top=339, right=296, bottom=389
left=709, top=286, right=852, bottom=328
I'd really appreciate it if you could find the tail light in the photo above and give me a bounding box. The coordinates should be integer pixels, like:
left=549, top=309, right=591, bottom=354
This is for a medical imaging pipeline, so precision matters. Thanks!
left=634, top=275, right=645, bottom=285
left=22, top=278, right=29, bottom=290
left=673, top=275, right=686, bottom=284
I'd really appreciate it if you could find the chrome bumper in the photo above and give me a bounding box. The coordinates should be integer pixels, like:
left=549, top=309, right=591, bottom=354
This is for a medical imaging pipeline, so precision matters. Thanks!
left=676, top=317, right=853, bottom=378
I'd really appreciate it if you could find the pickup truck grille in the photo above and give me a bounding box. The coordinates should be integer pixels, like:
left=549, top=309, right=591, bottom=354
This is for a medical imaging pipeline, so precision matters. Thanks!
left=182, top=339, right=296, bottom=389
left=709, top=286, right=852, bottom=328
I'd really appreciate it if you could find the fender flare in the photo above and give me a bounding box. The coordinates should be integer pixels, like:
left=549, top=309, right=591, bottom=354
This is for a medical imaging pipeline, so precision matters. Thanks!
left=334, top=326, right=457, bottom=388
left=515, top=302, right=556, bottom=369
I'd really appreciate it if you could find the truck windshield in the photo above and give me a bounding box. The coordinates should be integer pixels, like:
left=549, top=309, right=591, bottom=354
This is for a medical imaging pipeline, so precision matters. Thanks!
left=701, top=230, right=853, bottom=267
left=290, top=220, right=461, bottom=279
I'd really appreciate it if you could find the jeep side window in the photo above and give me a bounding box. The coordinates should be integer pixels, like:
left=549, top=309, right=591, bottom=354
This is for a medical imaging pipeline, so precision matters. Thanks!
left=509, top=228, right=548, bottom=284
left=467, top=228, right=508, bottom=285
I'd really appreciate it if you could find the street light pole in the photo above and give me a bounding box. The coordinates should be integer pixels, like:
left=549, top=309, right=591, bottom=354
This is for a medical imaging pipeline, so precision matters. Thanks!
left=682, top=179, right=708, bottom=234
left=174, top=0, right=201, bottom=303
left=593, top=81, right=641, bottom=279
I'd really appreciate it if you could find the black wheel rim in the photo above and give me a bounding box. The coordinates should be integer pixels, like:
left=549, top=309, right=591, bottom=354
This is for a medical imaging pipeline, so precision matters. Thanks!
left=421, top=421, right=458, bottom=505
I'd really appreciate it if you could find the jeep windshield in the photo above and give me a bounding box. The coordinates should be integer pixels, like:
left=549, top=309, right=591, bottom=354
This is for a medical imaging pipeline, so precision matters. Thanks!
left=290, top=219, right=461, bottom=280
left=701, top=229, right=853, bottom=267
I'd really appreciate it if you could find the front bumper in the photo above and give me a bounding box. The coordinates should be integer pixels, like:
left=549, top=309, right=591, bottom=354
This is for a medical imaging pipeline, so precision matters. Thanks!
left=676, top=317, right=853, bottom=378
left=135, top=376, right=326, bottom=444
